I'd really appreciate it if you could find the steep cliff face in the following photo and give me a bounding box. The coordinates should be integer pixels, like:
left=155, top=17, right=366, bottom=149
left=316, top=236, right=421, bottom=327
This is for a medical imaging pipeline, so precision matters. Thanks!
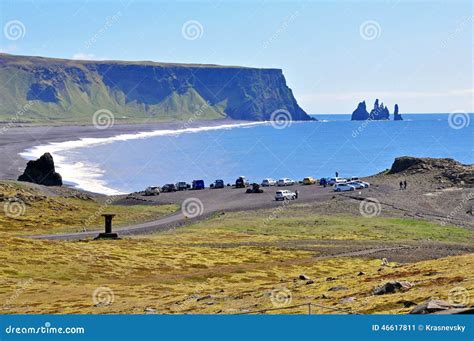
left=0, top=54, right=310, bottom=123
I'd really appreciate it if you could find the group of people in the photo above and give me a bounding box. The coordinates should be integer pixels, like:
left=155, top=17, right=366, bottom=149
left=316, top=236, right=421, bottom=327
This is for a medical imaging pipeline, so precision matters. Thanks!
left=399, top=180, right=408, bottom=190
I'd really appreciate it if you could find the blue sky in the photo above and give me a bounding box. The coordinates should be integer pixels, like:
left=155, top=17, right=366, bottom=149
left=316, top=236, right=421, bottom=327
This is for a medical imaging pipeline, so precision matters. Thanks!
left=1, top=0, right=472, bottom=114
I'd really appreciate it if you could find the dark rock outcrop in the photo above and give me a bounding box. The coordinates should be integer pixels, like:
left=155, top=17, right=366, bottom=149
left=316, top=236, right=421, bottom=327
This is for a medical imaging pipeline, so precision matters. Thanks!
left=18, top=153, right=63, bottom=186
left=373, top=281, right=413, bottom=295
left=393, top=104, right=403, bottom=120
left=388, top=156, right=474, bottom=185
left=410, top=299, right=474, bottom=314
left=351, top=101, right=369, bottom=120
left=369, top=99, right=390, bottom=120
left=0, top=53, right=311, bottom=123
left=351, top=99, right=400, bottom=121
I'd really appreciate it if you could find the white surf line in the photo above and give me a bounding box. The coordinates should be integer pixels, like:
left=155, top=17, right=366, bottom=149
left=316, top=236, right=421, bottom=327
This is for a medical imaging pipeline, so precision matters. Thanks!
left=19, top=121, right=271, bottom=195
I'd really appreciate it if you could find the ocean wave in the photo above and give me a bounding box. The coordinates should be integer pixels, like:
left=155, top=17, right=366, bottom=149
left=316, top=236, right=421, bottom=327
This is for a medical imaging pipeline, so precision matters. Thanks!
left=19, top=121, right=269, bottom=195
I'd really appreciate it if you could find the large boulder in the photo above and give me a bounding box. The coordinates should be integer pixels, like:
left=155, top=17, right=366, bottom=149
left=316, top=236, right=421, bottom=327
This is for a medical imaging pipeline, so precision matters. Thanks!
left=18, top=153, right=62, bottom=186
left=373, top=281, right=413, bottom=295
left=409, top=299, right=473, bottom=314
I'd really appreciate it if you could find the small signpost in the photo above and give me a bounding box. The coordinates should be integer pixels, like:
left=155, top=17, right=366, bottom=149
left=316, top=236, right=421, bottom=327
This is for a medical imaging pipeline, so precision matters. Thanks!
left=95, top=214, right=119, bottom=239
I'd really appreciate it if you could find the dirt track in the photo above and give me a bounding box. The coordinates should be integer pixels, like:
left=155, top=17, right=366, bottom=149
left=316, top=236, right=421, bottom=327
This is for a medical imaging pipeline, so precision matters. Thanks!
left=32, top=169, right=474, bottom=241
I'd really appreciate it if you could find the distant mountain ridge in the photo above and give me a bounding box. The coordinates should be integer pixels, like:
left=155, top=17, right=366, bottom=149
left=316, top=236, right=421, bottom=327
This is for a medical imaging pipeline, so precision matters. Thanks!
left=0, top=53, right=310, bottom=124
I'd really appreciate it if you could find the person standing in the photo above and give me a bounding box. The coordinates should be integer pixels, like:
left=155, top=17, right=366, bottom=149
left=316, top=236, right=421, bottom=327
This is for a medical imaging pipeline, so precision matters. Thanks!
left=399, top=181, right=403, bottom=190
left=295, top=190, right=299, bottom=199
left=403, top=180, right=407, bottom=190
left=335, top=171, right=339, bottom=177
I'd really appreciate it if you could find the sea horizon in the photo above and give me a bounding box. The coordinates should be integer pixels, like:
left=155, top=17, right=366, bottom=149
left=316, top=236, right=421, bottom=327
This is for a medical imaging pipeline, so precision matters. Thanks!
left=19, top=113, right=474, bottom=195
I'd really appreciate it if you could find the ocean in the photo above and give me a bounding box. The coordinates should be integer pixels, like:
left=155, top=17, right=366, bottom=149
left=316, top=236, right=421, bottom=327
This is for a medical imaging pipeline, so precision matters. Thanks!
left=21, top=114, right=473, bottom=195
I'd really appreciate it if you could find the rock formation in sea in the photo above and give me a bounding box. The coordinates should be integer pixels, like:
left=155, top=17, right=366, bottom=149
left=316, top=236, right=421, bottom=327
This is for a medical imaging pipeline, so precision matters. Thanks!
left=393, top=104, right=403, bottom=120
left=351, top=99, right=400, bottom=121
left=351, top=101, right=370, bottom=120
left=0, top=53, right=311, bottom=123
left=369, top=99, right=390, bottom=120
left=18, top=153, right=63, bottom=186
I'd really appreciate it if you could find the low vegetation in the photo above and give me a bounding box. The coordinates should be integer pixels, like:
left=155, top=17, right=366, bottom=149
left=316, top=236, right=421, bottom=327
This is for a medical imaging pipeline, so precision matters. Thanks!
left=0, top=181, right=178, bottom=235
left=1, top=194, right=473, bottom=314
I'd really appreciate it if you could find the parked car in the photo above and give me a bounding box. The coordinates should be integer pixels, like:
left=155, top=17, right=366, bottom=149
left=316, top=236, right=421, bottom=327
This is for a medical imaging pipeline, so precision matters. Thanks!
left=144, top=186, right=160, bottom=196
left=277, top=178, right=295, bottom=186
left=328, top=177, right=347, bottom=185
left=261, top=178, right=276, bottom=187
left=176, top=182, right=189, bottom=191
left=162, top=183, right=177, bottom=192
left=354, top=180, right=370, bottom=188
left=275, top=190, right=297, bottom=201
left=303, top=177, right=316, bottom=185
left=333, top=183, right=356, bottom=192
left=319, top=177, right=330, bottom=186
left=192, top=180, right=205, bottom=190
left=235, top=176, right=249, bottom=188
left=347, top=181, right=365, bottom=189
left=213, top=179, right=225, bottom=189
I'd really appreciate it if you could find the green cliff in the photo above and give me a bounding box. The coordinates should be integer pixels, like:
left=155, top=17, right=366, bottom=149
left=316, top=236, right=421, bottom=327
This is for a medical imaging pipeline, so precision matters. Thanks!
left=0, top=54, right=310, bottom=124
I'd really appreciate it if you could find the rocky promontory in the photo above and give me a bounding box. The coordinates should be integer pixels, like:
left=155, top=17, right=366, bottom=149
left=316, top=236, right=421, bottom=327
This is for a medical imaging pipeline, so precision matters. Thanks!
left=388, top=156, right=473, bottom=185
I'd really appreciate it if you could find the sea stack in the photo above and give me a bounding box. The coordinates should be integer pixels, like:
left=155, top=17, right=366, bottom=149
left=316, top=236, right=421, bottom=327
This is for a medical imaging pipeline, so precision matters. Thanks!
left=351, top=101, right=370, bottom=120
left=18, top=152, right=63, bottom=186
left=369, top=99, right=390, bottom=120
left=351, top=99, right=400, bottom=121
left=393, top=104, right=403, bottom=120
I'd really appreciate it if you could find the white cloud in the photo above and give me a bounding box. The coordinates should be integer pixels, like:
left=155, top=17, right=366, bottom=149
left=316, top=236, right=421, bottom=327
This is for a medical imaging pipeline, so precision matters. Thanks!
left=0, top=44, right=18, bottom=54
left=297, top=89, right=474, bottom=114
left=299, top=89, right=474, bottom=102
left=71, top=52, right=96, bottom=60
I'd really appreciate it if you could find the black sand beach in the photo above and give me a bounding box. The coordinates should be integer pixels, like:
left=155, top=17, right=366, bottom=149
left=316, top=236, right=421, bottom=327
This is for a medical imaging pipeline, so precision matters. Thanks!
left=0, top=119, right=244, bottom=180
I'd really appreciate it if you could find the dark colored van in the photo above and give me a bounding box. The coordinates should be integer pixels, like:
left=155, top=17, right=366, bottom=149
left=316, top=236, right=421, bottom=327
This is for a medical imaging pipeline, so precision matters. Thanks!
left=192, top=180, right=205, bottom=190
left=235, top=176, right=249, bottom=188
left=214, top=179, right=225, bottom=189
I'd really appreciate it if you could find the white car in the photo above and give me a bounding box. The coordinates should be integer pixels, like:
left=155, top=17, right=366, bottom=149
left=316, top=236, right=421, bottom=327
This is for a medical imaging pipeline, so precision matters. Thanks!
left=277, top=178, right=295, bottom=186
left=354, top=180, right=370, bottom=188
left=333, top=183, right=356, bottom=192
left=347, top=181, right=365, bottom=189
left=144, top=186, right=160, bottom=196
left=275, top=190, right=296, bottom=201
left=261, top=178, right=276, bottom=187
left=328, top=177, right=347, bottom=185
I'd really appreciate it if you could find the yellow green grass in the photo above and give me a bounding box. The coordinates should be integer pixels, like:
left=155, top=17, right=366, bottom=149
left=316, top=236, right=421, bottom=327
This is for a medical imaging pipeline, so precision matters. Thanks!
left=187, top=204, right=473, bottom=243
left=0, top=182, right=178, bottom=235
left=1, top=196, right=473, bottom=314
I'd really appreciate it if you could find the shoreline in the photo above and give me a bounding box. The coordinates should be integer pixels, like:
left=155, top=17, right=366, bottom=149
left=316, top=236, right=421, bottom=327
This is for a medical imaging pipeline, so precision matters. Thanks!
left=0, top=119, right=267, bottom=194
